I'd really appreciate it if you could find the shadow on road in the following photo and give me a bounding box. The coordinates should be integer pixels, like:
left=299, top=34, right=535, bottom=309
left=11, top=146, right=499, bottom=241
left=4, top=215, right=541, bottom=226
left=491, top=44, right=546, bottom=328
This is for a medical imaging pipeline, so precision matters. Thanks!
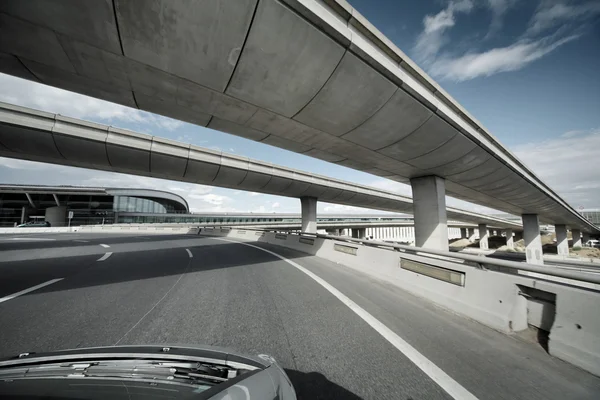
left=285, top=369, right=363, bottom=400
left=22, top=239, right=312, bottom=296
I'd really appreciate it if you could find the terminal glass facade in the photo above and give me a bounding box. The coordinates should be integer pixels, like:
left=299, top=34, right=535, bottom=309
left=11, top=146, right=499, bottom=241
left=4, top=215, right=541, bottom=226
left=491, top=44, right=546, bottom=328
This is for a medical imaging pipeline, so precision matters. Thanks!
left=114, top=196, right=179, bottom=214
left=582, top=209, right=600, bottom=227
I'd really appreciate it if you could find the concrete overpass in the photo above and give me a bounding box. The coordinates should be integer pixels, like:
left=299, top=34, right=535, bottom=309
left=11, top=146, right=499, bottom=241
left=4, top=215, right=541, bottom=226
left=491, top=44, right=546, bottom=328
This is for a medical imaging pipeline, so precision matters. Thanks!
left=0, top=102, right=525, bottom=235
left=0, top=0, right=597, bottom=264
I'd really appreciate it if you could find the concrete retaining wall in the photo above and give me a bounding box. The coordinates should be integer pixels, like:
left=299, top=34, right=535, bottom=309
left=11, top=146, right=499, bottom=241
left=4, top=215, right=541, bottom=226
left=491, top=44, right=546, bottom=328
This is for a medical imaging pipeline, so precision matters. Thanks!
left=201, top=228, right=600, bottom=377
left=0, top=227, right=80, bottom=233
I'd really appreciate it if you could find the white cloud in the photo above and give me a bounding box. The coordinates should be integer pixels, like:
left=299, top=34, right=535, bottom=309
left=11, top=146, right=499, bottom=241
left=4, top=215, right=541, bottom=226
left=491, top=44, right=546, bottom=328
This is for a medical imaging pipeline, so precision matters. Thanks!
left=413, top=0, right=590, bottom=81
left=512, top=128, right=600, bottom=207
left=248, top=192, right=262, bottom=197
left=271, top=202, right=280, bottom=209
left=415, top=0, right=474, bottom=63
left=191, top=193, right=231, bottom=206
left=560, top=129, right=590, bottom=138
left=0, top=74, right=183, bottom=132
left=527, top=1, right=600, bottom=35
left=429, top=34, right=579, bottom=81
left=369, top=179, right=412, bottom=197
left=485, top=0, right=517, bottom=39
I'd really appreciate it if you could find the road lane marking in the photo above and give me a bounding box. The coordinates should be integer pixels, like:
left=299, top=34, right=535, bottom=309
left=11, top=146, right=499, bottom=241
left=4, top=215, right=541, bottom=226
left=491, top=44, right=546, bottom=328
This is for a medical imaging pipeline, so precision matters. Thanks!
left=186, top=248, right=193, bottom=258
left=97, top=252, right=113, bottom=261
left=73, top=239, right=89, bottom=243
left=216, top=239, right=479, bottom=400
left=0, top=279, right=63, bottom=304
left=99, top=244, right=110, bottom=248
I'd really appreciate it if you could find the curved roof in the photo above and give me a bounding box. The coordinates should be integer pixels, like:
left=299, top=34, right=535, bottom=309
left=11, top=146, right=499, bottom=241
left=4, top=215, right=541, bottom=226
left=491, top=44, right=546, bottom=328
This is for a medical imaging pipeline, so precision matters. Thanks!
left=0, top=184, right=189, bottom=212
left=0, top=0, right=595, bottom=233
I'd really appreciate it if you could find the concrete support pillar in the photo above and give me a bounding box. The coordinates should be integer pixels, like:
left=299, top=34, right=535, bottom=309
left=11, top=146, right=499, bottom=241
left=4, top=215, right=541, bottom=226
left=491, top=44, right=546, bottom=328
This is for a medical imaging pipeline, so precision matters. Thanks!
left=45, top=206, right=67, bottom=227
left=555, top=224, right=568, bottom=256
left=582, top=232, right=590, bottom=246
left=468, top=228, right=477, bottom=242
left=478, top=224, right=489, bottom=250
left=572, top=229, right=581, bottom=248
left=358, top=228, right=366, bottom=240
left=300, top=197, right=317, bottom=234
left=514, top=231, right=523, bottom=242
left=504, top=229, right=514, bottom=249
left=20, top=206, right=28, bottom=224
left=410, top=176, right=448, bottom=250
left=460, top=228, right=467, bottom=239
left=522, top=214, right=544, bottom=265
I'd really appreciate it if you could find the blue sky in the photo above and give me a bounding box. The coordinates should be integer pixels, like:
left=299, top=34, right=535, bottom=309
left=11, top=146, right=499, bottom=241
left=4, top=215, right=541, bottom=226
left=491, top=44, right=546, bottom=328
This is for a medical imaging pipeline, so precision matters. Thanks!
left=1, top=0, right=599, bottom=214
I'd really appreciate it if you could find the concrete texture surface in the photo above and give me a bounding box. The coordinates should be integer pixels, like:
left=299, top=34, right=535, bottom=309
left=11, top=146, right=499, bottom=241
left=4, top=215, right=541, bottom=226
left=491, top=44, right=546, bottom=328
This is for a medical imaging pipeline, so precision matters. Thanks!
left=411, top=176, right=448, bottom=250
left=0, top=102, right=523, bottom=230
left=556, top=224, right=569, bottom=256
left=479, top=224, right=489, bottom=250
left=523, top=214, right=544, bottom=265
left=1, top=233, right=600, bottom=399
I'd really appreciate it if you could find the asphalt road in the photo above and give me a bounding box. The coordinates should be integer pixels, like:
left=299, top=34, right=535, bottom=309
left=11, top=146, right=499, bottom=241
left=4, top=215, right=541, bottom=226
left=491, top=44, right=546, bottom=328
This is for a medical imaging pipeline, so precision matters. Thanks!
left=0, top=232, right=599, bottom=399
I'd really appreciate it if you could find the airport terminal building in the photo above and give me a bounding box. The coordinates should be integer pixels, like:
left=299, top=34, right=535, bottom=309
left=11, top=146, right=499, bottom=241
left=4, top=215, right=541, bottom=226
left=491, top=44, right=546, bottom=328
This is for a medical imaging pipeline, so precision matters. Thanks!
left=0, top=185, right=189, bottom=227
left=0, top=184, right=417, bottom=227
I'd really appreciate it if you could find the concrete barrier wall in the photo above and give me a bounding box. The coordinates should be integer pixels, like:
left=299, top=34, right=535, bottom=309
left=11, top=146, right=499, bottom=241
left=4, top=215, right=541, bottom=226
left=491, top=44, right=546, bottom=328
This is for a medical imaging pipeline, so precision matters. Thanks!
left=201, top=228, right=600, bottom=376
left=0, top=227, right=81, bottom=233
left=0, top=226, right=198, bottom=234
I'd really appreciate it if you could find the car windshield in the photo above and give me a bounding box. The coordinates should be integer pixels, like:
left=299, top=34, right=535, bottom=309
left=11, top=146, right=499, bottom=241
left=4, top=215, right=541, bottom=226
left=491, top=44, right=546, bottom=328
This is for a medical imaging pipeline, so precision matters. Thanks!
left=0, top=1, right=599, bottom=400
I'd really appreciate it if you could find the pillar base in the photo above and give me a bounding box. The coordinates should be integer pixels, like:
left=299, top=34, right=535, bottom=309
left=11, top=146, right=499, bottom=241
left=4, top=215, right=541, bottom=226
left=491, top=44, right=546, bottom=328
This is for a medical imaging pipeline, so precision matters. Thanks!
left=522, top=214, right=543, bottom=265
left=555, top=224, right=568, bottom=256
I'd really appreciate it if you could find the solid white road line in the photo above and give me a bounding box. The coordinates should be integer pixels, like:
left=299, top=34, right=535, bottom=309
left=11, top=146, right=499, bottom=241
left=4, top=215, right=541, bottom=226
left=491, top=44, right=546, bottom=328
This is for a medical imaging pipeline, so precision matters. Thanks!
left=186, top=248, right=193, bottom=258
left=99, top=244, right=110, bottom=248
left=216, top=238, right=479, bottom=400
left=97, top=252, right=113, bottom=261
left=73, top=239, right=89, bottom=243
left=0, top=279, right=63, bottom=304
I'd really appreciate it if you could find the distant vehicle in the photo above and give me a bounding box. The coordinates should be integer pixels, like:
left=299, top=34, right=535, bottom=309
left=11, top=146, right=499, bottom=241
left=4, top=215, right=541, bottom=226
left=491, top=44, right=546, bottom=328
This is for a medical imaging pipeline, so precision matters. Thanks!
left=0, top=345, right=297, bottom=399
left=584, top=239, right=599, bottom=248
left=16, top=221, right=51, bottom=227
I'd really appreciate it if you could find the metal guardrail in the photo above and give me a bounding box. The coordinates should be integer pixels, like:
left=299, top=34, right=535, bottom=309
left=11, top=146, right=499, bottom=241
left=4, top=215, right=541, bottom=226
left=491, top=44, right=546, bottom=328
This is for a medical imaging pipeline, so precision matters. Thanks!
left=202, top=226, right=600, bottom=285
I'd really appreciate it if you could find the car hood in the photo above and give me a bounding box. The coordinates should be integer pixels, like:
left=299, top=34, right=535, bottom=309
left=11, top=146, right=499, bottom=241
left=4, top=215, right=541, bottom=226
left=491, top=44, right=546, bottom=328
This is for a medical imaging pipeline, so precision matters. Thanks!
left=0, top=345, right=296, bottom=400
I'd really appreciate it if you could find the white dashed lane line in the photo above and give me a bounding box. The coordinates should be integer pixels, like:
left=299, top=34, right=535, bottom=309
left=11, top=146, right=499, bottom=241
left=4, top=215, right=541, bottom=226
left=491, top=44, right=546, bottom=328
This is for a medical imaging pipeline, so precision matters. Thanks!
left=99, top=244, right=110, bottom=248
left=0, top=279, right=64, bottom=304
left=97, top=252, right=113, bottom=262
left=73, top=239, right=89, bottom=243
left=186, top=249, right=193, bottom=258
